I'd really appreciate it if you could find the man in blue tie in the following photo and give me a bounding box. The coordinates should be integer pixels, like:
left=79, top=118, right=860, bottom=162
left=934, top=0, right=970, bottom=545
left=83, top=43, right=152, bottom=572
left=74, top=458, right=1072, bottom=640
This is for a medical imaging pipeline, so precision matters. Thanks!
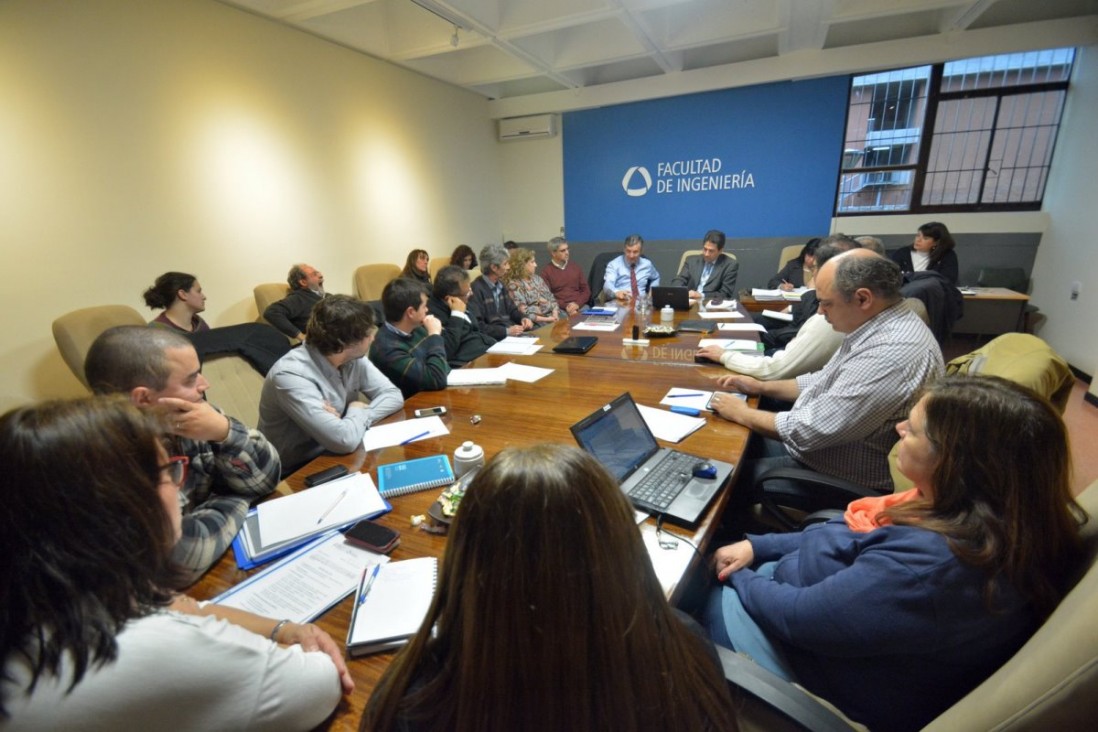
left=672, top=230, right=739, bottom=300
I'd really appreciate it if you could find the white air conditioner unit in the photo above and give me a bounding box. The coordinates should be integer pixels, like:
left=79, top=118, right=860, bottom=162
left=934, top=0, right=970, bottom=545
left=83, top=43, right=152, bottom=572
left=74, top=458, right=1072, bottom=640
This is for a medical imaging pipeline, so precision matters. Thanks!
left=498, top=114, right=557, bottom=141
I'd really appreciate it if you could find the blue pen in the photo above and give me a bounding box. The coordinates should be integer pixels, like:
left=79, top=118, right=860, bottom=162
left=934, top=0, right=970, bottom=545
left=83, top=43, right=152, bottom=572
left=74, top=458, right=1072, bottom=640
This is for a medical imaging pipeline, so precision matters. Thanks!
left=666, top=393, right=705, bottom=398
left=670, top=405, right=701, bottom=416
left=358, top=564, right=381, bottom=605
left=400, top=430, right=429, bottom=445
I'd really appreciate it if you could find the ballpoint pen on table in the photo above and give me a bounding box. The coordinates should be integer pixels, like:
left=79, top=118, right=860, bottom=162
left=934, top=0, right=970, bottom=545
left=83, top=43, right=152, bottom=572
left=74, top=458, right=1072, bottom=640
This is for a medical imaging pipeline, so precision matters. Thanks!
left=666, top=393, right=706, bottom=398
left=358, top=563, right=381, bottom=605
left=315, top=489, right=348, bottom=525
left=400, top=431, right=429, bottom=445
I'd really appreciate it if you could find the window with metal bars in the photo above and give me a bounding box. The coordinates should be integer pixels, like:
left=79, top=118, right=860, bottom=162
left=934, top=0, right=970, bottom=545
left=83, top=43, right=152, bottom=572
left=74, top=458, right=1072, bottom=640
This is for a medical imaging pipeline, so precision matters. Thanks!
left=836, top=48, right=1074, bottom=215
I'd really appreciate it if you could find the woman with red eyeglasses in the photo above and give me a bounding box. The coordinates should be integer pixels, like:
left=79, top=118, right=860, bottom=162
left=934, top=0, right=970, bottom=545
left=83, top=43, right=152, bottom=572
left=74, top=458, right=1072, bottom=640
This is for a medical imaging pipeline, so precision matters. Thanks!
left=0, top=396, right=352, bottom=730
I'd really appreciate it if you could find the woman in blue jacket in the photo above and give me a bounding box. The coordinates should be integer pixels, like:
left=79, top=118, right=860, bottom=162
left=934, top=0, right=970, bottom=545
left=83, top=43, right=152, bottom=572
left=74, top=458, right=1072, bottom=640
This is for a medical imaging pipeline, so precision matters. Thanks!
left=705, top=375, right=1085, bottom=731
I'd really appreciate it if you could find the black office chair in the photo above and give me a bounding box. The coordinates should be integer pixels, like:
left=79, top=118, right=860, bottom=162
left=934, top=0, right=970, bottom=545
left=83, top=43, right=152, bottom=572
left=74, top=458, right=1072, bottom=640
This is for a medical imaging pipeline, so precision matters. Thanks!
left=586, top=251, right=619, bottom=305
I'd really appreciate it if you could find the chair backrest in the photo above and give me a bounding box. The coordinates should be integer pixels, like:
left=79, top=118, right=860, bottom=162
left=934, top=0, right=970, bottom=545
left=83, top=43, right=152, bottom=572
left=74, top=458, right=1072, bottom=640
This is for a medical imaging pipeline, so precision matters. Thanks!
left=977, top=266, right=1029, bottom=293
left=202, top=353, right=265, bottom=427
left=924, top=479, right=1098, bottom=731
left=587, top=251, right=621, bottom=305
left=778, top=244, right=803, bottom=271
left=52, top=305, right=146, bottom=387
left=678, top=249, right=703, bottom=274
left=352, top=263, right=401, bottom=301
left=946, top=333, right=1074, bottom=413
left=428, top=256, right=451, bottom=280
left=253, top=283, right=290, bottom=322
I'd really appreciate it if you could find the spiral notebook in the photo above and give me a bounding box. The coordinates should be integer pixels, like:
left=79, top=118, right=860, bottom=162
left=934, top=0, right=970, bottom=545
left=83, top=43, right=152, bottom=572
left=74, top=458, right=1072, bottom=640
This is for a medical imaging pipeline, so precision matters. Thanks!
left=346, top=557, right=438, bottom=656
left=377, top=454, right=455, bottom=497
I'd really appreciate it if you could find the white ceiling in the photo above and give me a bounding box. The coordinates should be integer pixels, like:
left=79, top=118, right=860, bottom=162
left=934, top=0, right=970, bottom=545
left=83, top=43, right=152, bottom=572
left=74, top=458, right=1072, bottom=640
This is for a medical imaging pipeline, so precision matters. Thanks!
left=220, top=0, right=1098, bottom=103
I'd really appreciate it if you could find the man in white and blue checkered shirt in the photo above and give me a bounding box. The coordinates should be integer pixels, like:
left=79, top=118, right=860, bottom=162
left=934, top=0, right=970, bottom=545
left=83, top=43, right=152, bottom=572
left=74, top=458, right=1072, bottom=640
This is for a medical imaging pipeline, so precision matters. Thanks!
left=710, top=248, right=943, bottom=503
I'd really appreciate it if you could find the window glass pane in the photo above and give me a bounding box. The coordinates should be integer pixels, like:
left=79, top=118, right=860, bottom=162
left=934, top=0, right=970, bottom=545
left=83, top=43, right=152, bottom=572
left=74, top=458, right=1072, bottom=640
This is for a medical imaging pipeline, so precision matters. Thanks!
left=943, top=48, right=1074, bottom=92
left=922, top=98, right=995, bottom=206
left=981, top=91, right=1064, bottom=204
left=837, top=171, right=913, bottom=213
left=844, top=67, right=930, bottom=171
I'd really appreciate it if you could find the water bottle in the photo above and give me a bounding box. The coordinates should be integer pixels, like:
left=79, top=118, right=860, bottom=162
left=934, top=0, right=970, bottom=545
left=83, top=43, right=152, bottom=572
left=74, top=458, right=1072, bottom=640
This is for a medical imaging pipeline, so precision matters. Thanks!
left=453, top=441, right=484, bottom=478
left=661, top=304, right=674, bottom=323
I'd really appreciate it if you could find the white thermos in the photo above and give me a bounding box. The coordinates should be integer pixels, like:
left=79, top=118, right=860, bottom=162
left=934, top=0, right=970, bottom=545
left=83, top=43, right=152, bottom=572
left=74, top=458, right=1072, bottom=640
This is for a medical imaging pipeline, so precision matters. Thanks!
left=453, top=440, right=485, bottom=478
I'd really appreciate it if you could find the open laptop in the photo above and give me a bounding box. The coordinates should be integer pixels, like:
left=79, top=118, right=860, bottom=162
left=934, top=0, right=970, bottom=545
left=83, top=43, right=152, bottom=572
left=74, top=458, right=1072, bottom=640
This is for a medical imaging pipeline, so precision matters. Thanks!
left=651, top=286, right=691, bottom=311
left=570, top=393, right=733, bottom=526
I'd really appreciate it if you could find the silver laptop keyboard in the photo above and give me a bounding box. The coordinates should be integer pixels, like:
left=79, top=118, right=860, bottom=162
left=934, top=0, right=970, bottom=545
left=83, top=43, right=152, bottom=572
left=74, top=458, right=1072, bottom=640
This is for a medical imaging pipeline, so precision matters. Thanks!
left=628, top=451, right=695, bottom=510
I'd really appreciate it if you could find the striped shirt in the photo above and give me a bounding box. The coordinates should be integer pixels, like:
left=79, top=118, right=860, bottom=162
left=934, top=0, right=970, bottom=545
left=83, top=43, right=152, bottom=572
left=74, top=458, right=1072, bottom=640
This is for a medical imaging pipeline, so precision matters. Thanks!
left=775, top=303, right=944, bottom=491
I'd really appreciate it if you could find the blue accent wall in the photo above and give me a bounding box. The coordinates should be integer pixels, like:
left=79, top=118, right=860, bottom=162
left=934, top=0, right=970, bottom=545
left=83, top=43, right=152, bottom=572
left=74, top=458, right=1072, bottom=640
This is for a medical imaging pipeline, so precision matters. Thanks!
left=563, top=76, right=850, bottom=241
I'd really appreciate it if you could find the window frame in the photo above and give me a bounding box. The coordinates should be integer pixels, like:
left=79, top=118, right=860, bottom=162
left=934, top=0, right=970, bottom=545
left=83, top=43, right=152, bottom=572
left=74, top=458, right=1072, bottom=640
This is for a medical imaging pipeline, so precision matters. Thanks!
left=836, top=53, right=1073, bottom=218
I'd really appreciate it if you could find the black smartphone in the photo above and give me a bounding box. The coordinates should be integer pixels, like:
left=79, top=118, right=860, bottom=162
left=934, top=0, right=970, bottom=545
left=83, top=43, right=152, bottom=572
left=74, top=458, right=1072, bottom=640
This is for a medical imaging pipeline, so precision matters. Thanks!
left=304, top=464, right=348, bottom=487
left=414, top=406, right=447, bottom=418
left=345, top=520, right=400, bottom=554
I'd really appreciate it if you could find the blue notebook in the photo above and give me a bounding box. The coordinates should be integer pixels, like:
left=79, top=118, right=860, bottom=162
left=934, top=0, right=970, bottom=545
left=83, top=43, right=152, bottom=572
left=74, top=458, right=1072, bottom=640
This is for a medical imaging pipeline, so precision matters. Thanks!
left=377, top=455, right=455, bottom=497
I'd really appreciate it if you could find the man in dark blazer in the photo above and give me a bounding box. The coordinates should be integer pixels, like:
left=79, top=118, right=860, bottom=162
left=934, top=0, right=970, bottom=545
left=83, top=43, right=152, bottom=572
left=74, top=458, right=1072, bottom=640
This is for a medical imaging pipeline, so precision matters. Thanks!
left=671, top=230, right=738, bottom=299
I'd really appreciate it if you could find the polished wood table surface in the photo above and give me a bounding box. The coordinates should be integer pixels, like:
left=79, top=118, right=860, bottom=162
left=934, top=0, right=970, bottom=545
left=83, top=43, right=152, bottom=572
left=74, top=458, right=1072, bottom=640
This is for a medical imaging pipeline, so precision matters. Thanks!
left=191, top=336, right=752, bottom=731
left=534, top=301, right=759, bottom=364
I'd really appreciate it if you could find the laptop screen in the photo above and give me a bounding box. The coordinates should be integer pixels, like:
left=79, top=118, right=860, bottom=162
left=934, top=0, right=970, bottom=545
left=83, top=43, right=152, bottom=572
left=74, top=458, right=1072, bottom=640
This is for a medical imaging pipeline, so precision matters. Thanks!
left=570, top=393, right=660, bottom=483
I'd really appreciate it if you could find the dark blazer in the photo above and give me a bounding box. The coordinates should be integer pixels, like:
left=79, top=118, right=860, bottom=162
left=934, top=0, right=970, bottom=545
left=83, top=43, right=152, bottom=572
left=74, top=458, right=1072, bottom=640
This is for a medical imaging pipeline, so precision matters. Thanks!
left=263, top=288, right=323, bottom=339
left=670, top=253, right=738, bottom=298
left=426, top=294, right=497, bottom=368
left=890, top=247, right=959, bottom=286
left=768, top=259, right=809, bottom=289
left=468, top=275, right=526, bottom=340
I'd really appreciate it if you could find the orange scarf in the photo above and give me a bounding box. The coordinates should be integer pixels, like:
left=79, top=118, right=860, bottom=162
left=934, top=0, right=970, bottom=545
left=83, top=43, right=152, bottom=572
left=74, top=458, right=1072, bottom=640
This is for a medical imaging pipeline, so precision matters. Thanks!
left=844, top=488, right=921, bottom=532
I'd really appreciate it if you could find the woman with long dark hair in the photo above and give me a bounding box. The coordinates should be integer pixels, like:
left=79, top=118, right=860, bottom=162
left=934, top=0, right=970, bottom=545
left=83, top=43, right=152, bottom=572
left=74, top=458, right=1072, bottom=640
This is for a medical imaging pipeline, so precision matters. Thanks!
left=705, top=375, right=1085, bottom=731
left=0, top=397, right=352, bottom=729
left=364, top=444, right=736, bottom=731
left=400, top=249, right=432, bottom=285
left=890, top=221, right=960, bottom=284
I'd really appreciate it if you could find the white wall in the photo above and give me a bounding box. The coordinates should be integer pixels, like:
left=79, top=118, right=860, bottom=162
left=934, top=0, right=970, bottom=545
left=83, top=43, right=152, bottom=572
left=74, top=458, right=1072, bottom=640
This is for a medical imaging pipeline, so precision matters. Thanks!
left=1031, top=44, right=1098, bottom=373
left=499, top=134, right=564, bottom=243
left=0, top=0, right=502, bottom=410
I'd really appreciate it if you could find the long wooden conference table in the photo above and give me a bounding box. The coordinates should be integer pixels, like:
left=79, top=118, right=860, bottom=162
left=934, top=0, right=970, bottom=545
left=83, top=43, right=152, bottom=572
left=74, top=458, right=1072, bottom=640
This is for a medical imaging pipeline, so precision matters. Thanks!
left=192, top=303, right=755, bottom=731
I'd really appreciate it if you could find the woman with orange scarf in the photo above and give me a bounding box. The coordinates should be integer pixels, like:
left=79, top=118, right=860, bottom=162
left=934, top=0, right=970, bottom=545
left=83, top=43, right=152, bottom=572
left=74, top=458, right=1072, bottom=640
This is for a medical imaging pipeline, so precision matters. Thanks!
left=704, top=375, right=1085, bottom=731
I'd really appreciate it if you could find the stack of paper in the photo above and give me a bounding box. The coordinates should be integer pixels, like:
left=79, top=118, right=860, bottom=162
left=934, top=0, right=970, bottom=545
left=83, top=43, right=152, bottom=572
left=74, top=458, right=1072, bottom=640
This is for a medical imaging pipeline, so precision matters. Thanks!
left=362, top=416, right=449, bottom=451
left=487, top=336, right=542, bottom=355
left=636, top=403, right=705, bottom=443
left=447, top=368, right=507, bottom=386
left=232, top=472, right=390, bottom=569
left=751, top=287, right=806, bottom=301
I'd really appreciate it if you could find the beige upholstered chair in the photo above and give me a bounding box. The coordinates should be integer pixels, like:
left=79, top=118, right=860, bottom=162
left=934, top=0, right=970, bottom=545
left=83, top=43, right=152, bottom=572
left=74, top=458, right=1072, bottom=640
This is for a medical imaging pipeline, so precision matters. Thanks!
left=253, top=283, right=290, bottom=323
left=428, top=256, right=451, bottom=280
left=202, top=355, right=265, bottom=428
left=352, top=264, right=401, bottom=301
left=777, top=244, right=803, bottom=271
left=722, top=478, right=1098, bottom=732
left=52, top=304, right=145, bottom=388
left=677, top=249, right=737, bottom=275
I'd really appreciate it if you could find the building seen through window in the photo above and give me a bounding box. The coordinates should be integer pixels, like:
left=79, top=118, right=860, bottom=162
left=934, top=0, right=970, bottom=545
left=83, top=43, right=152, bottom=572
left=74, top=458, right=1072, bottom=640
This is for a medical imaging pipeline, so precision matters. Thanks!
left=837, top=48, right=1075, bottom=215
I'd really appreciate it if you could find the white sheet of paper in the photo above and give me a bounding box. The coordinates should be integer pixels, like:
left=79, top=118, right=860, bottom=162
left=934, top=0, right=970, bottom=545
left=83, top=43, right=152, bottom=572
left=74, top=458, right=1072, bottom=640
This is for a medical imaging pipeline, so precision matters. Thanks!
left=698, top=338, right=761, bottom=352
left=636, top=403, right=705, bottom=443
left=361, top=415, right=449, bottom=451
left=256, top=473, right=387, bottom=546
left=446, top=368, right=507, bottom=386
left=761, top=309, right=794, bottom=322
left=697, top=311, right=743, bottom=319
left=639, top=523, right=694, bottom=597
left=213, top=532, right=389, bottom=623
left=496, top=362, right=553, bottom=383
left=572, top=321, right=620, bottom=331
left=717, top=322, right=767, bottom=332
left=660, top=387, right=714, bottom=412
left=487, top=336, right=543, bottom=355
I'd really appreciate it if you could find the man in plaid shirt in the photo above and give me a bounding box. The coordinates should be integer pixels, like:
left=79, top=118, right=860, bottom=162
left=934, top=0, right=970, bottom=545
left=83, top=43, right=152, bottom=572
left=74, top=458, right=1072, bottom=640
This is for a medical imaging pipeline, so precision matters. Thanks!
left=85, top=326, right=279, bottom=585
left=710, top=249, right=943, bottom=502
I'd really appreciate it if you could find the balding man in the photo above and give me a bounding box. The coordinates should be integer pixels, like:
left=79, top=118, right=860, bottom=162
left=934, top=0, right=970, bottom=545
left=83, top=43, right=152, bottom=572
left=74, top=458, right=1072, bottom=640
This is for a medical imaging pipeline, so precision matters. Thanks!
left=264, top=263, right=326, bottom=341
left=711, top=249, right=943, bottom=495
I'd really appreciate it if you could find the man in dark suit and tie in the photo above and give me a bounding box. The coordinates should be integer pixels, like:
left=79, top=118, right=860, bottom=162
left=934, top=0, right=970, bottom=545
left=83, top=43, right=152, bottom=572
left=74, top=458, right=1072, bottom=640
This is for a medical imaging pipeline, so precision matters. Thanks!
left=671, top=230, right=738, bottom=299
